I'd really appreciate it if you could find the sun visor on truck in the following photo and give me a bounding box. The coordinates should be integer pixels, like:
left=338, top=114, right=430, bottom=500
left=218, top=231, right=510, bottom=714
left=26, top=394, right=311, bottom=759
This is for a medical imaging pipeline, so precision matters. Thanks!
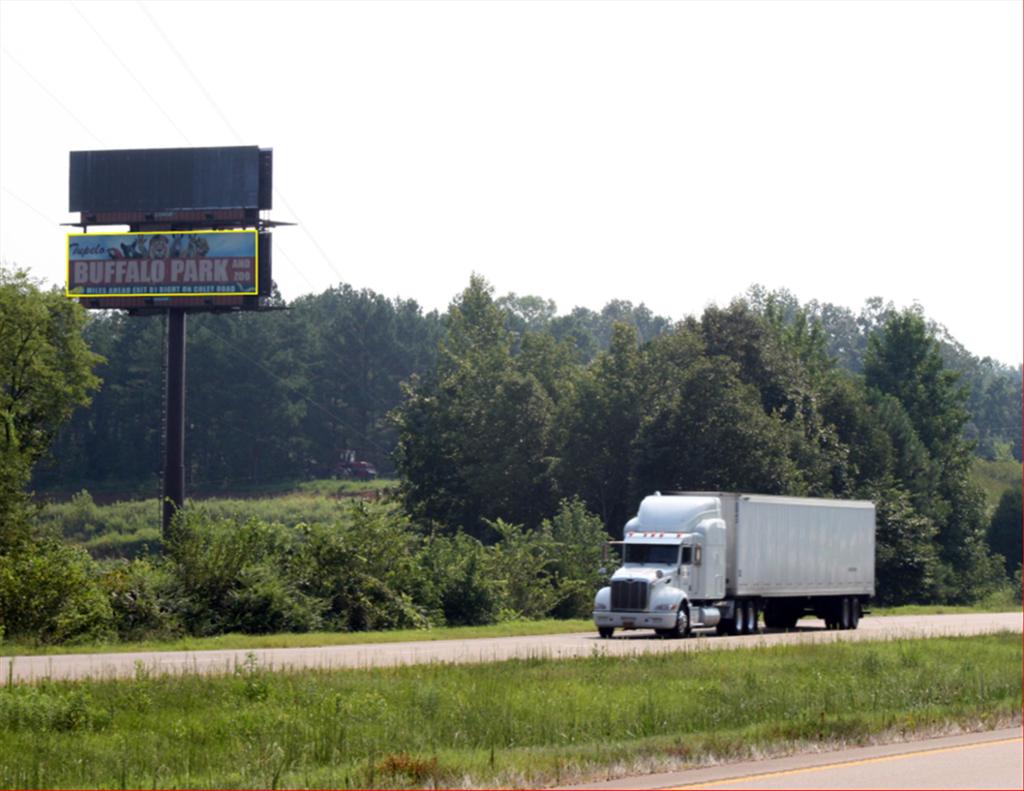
left=625, top=531, right=687, bottom=544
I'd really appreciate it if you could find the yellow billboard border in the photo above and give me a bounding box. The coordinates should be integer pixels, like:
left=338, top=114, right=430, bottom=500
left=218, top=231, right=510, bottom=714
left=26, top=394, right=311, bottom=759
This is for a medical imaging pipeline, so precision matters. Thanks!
left=66, top=228, right=259, bottom=299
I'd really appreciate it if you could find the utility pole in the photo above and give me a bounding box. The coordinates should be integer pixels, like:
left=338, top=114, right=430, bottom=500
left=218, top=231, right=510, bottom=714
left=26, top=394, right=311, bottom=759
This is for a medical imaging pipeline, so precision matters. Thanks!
left=163, top=308, right=187, bottom=536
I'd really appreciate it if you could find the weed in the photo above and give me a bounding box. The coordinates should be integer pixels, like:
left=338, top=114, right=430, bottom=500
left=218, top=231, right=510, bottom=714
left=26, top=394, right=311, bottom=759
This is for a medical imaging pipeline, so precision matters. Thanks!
left=376, top=753, right=445, bottom=786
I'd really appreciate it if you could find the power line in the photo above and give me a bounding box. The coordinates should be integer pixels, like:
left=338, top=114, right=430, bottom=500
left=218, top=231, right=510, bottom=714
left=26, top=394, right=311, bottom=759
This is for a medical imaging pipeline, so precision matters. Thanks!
left=135, top=0, right=245, bottom=144
left=70, top=0, right=193, bottom=145
left=136, top=1, right=352, bottom=301
left=2, top=187, right=60, bottom=228
left=0, top=46, right=105, bottom=145
left=130, top=2, right=425, bottom=405
left=273, top=240, right=320, bottom=293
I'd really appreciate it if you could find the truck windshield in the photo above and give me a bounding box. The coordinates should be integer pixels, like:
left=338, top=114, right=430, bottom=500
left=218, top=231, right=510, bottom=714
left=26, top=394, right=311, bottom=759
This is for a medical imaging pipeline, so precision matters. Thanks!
left=624, top=544, right=680, bottom=565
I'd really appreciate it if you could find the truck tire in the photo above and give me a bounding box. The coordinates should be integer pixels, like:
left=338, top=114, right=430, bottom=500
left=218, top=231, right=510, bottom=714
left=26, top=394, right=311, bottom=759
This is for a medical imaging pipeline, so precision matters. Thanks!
left=746, top=602, right=759, bottom=634
left=850, top=599, right=861, bottom=629
left=839, top=597, right=852, bottom=630
left=732, top=602, right=747, bottom=635
left=717, top=604, right=739, bottom=635
left=598, top=627, right=614, bottom=639
left=824, top=598, right=843, bottom=630
left=671, top=605, right=691, bottom=639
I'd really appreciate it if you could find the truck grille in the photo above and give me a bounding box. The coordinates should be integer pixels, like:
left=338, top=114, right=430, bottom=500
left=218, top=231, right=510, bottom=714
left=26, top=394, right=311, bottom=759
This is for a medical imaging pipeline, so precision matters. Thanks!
left=611, top=579, right=649, bottom=611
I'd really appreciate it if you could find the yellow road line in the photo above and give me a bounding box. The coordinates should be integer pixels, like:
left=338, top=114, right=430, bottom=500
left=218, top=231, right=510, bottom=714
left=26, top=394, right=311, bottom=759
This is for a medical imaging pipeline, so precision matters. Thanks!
left=667, top=736, right=1023, bottom=789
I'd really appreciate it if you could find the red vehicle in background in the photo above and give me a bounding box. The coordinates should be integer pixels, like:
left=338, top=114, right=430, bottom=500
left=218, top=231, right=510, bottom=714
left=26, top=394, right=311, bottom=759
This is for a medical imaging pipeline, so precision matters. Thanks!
left=336, top=449, right=377, bottom=480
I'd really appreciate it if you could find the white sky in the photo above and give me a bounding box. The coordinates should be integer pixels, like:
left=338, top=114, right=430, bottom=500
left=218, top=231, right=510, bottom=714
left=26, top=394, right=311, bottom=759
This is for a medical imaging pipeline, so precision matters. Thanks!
left=1, top=0, right=1021, bottom=365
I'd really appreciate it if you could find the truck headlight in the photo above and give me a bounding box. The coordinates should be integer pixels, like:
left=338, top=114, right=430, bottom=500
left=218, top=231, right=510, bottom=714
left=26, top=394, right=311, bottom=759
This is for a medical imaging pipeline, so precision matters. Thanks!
left=594, top=603, right=608, bottom=611
left=654, top=603, right=674, bottom=611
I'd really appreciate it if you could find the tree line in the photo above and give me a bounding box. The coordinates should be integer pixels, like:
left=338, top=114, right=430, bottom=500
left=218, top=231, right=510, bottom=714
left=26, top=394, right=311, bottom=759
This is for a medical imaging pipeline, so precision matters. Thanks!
left=393, top=277, right=1020, bottom=605
left=31, top=280, right=1021, bottom=499
left=1, top=264, right=1020, bottom=646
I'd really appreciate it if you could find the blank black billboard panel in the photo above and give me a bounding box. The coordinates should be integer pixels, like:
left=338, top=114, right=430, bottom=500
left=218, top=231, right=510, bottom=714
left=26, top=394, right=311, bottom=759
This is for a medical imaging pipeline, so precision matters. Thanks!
left=70, top=146, right=272, bottom=213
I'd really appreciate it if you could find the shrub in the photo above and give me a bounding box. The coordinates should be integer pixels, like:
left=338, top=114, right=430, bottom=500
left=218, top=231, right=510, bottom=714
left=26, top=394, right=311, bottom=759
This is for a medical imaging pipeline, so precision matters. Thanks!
left=99, top=558, right=180, bottom=641
left=545, top=498, right=608, bottom=618
left=292, top=502, right=430, bottom=631
left=0, top=539, right=114, bottom=644
left=417, top=532, right=498, bottom=626
left=164, top=511, right=322, bottom=636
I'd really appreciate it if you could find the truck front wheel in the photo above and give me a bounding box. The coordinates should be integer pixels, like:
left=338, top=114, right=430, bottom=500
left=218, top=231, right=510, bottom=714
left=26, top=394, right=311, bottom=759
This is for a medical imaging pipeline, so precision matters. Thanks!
left=671, top=606, right=691, bottom=639
left=598, top=626, right=614, bottom=639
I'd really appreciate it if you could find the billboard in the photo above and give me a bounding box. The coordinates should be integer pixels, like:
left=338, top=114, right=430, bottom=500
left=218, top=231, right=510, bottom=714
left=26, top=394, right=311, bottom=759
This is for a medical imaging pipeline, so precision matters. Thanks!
left=67, top=230, right=258, bottom=298
left=69, top=147, right=271, bottom=213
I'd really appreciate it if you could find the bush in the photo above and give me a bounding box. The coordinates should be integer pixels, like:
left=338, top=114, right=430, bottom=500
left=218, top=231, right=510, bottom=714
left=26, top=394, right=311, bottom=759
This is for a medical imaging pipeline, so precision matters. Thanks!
left=164, top=511, right=324, bottom=636
left=545, top=498, right=608, bottom=618
left=418, top=532, right=498, bottom=626
left=3, top=495, right=611, bottom=645
left=99, top=558, right=180, bottom=641
left=0, top=540, right=114, bottom=644
left=291, top=502, right=430, bottom=631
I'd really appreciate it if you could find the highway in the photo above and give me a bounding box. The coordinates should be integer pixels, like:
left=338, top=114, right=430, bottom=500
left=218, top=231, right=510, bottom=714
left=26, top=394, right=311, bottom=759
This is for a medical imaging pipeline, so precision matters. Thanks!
left=0, top=611, right=1018, bottom=684
left=562, top=727, right=1023, bottom=790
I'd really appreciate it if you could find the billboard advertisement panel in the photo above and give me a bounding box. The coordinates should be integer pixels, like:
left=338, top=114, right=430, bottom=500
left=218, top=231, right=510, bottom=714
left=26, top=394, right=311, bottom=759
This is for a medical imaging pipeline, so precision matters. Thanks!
left=69, top=146, right=271, bottom=213
left=66, top=230, right=258, bottom=298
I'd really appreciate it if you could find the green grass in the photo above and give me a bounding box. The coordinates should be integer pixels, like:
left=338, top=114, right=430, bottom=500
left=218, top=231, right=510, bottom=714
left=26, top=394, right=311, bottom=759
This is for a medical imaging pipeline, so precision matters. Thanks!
left=870, top=587, right=1021, bottom=616
left=0, top=633, right=1018, bottom=789
left=37, top=480, right=398, bottom=560
left=0, top=619, right=596, bottom=657
left=971, top=458, right=1022, bottom=510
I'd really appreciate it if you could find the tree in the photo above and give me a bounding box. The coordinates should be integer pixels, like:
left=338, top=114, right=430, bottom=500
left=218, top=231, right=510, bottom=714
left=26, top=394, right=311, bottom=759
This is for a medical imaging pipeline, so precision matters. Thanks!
left=557, top=324, right=646, bottom=532
left=393, top=276, right=558, bottom=535
left=864, top=310, right=970, bottom=461
left=987, top=486, right=1022, bottom=581
left=0, top=266, right=100, bottom=544
left=631, top=356, right=799, bottom=497
left=871, top=486, right=944, bottom=605
left=865, top=310, right=1001, bottom=600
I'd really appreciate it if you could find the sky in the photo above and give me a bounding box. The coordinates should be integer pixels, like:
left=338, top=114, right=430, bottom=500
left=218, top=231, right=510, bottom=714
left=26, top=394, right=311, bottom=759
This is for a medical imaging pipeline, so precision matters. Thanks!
left=1, top=0, right=1021, bottom=366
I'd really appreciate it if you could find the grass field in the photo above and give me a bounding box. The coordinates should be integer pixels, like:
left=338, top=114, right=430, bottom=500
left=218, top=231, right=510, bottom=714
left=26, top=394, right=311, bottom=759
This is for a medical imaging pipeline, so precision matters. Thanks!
left=0, top=633, right=1017, bottom=789
left=36, top=479, right=397, bottom=559
left=971, top=458, right=1022, bottom=510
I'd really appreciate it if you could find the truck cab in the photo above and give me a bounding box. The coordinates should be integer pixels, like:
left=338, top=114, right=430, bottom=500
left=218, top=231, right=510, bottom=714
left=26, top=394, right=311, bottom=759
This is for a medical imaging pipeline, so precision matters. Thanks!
left=593, top=494, right=726, bottom=638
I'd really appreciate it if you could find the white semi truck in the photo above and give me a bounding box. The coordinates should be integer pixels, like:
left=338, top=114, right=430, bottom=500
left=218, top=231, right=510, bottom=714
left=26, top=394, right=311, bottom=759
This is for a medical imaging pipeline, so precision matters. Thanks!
left=593, top=492, right=875, bottom=638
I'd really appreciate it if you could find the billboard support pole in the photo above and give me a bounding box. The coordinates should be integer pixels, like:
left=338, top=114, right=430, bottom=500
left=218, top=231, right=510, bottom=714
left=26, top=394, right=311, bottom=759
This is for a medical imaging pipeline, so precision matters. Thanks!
left=163, top=308, right=187, bottom=538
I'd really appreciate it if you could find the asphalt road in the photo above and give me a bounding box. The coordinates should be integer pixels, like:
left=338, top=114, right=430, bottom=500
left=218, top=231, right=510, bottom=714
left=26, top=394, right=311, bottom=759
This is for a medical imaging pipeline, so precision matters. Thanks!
left=562, top=727, right=1023, bottom=790
left=1, top=611, right=1019, bottom=684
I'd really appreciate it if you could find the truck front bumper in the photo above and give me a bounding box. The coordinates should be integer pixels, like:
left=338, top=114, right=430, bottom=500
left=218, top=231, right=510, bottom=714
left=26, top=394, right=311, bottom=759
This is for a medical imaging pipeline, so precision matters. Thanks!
left=593, top=610, right=676, bottom=630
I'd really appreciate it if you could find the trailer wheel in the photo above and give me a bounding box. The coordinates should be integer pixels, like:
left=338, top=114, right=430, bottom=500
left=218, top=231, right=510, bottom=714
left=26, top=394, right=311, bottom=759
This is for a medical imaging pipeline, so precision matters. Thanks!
left=598, top=627, right=614, bottom=639
left=839, top=597, right=852, bottom=630
left=850, top=599, right=861, bottom=630
left=731, top=602, right=746, bottom=635
left=745, top=602, right=759, bottom=634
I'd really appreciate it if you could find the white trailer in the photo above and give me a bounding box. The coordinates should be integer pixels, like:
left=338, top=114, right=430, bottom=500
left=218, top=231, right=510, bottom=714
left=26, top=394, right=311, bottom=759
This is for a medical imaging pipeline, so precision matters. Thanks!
left=593, top=492, right=875, bottom=638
